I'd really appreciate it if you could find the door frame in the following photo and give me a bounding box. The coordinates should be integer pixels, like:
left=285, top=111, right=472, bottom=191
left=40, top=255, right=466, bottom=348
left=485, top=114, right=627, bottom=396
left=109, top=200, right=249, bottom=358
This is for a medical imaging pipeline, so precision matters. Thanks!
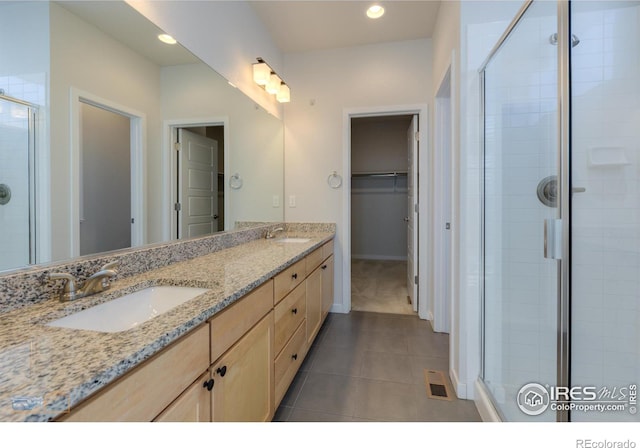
left=433, top=67, right=454, bottom=333
left=69, top=88, right=145, bottom=257
left=163, top=118, right=229, bottom=241
left=342, top=104, right=429, bottom=319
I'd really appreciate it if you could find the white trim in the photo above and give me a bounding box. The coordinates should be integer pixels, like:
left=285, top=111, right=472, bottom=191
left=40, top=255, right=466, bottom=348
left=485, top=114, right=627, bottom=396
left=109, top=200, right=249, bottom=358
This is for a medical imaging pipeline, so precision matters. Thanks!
left=342, top=104, right=429, bottom=317
left=433, top=65, right=454, bottom=334
left=449, top=366, right=467, bottom=399
left=69, top=88, right=146, bottom=257
left=163, top=117, right=229, bottom=241
left=474, top=379, right=502, bottom=422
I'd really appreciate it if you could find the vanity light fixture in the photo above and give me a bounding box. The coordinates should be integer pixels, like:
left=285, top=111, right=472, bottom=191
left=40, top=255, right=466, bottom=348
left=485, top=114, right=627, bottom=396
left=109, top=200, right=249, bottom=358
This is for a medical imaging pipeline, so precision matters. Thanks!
left=158, top=33, right=177, bottom=45
left=252, top=58, right=291, bottom=103
left=366, top=4, right=385, bottom=19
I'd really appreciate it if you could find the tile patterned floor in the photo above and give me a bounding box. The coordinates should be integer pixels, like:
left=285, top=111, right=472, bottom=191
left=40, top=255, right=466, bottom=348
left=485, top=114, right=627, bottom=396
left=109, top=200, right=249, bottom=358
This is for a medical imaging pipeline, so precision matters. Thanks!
left=274, top=311, right=482, bottom=422
left=351, top=260, right=414, bottom=315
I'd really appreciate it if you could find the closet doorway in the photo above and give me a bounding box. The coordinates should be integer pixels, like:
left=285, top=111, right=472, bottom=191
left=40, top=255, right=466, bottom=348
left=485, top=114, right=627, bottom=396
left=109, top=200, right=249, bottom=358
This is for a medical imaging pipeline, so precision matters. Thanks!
left=350, top=114, right=418, bottom=315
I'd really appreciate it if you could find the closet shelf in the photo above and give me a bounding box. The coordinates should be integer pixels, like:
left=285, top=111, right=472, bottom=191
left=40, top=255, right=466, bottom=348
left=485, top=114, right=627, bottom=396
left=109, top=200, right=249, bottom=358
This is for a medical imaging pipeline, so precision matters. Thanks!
left=351, top=171, right=408, bottom=178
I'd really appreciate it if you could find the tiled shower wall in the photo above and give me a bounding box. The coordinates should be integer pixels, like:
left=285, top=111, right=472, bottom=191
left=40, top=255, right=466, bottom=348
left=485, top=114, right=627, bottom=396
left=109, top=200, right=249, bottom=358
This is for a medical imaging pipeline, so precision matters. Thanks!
left=570, top=1, right=640, bottom=422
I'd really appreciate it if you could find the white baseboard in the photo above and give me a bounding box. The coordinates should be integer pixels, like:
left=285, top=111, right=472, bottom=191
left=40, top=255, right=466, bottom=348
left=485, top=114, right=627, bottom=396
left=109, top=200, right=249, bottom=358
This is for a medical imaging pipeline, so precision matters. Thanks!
left=449, top=368, right=467, bottom=399
left=330, top=303, right=348, bottom=314
left=474, top=379, right=502, bottom=422
left=351, top=254, right=408, bottom=261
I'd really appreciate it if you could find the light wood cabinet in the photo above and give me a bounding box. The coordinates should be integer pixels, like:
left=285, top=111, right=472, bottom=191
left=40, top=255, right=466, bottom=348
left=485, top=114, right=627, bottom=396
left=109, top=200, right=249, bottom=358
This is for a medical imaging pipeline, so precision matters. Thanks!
left=274, top=281, right=306, bottom=354
left=274, top=320, right=307, bottom=405
left=211, top=311, right=274, bottom=422
left=274, top=258, right=306, bottom=305
left=154, top=372, right=212, bottom=422
left=305, top=266, right=322, bottom=345
left=321, top=255, right=334, bottom=318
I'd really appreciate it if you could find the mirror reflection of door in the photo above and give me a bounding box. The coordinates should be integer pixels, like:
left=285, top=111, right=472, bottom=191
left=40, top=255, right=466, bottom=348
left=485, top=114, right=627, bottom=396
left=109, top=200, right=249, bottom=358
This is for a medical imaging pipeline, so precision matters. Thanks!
left=79, top=101, right=131, bottom=256
left=177, top=128, right=219, bottom=239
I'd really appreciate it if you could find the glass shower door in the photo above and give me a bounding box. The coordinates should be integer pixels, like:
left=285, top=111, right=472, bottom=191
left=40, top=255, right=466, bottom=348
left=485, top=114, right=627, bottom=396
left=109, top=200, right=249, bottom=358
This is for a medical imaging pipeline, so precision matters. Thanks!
left=482, top=0, right=560, bottom=421
left=0, top=96, right=35, bottom=271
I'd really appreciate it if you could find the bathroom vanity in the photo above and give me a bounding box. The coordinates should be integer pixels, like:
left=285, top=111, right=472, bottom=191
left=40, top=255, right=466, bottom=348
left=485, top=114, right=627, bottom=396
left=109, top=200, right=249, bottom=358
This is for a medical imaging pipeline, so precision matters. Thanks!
left=0, top=223, right=334, bottom=422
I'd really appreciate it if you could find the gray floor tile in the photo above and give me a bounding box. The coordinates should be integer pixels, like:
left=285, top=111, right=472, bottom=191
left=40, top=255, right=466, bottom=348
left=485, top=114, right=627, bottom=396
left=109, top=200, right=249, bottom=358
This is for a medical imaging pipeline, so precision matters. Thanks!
left=409, top=356, right=450, bottom=385
left=279, top=369, right=309, bottom=407
left=414, top=384, right=482, bottom=422
left=360, top=329, right=409, bottom=354
left=407, top=334, right=449, bottom=358
left=309, top=344, right=364, bottom=376
left=294, top=372, right=358, bottom=416
left=360, top=351, right=414, bottom=384
left=353, top=378, right=418, bottom=421
left=288, top=408, right=354, bottom=422
left=272, top=405, right=293, bottom=422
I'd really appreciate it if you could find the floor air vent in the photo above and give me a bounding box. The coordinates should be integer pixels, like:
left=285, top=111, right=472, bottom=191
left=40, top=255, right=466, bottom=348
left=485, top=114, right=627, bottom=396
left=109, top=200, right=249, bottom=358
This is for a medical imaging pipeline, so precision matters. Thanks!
left=424, top=369, right=454, bottom=401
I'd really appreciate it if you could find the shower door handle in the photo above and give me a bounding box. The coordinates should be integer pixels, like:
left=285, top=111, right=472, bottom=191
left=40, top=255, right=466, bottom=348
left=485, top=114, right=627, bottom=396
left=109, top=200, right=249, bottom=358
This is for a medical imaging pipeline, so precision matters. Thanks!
left=544, top=219, right=563, bottom=260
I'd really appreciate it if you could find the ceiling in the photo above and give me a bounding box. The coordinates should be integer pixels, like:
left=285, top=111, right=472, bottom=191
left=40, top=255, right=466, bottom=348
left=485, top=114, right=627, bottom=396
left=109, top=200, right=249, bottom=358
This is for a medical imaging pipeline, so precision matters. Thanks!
left=57, top=1, right=199, bottom=67
left=249, top=1, right=442, bottom=53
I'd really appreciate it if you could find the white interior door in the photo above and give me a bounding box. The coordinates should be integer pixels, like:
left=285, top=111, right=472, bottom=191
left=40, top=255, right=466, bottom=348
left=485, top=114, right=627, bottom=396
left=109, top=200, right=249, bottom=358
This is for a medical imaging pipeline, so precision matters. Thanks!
left=406, top=115, right=418, bottom=312
left=178, top=129, right=218, bottom=239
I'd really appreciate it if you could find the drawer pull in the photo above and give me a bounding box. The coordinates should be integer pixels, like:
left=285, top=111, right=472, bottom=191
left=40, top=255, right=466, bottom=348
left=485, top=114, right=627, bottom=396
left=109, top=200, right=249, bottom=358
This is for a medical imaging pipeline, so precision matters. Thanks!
left=292, top=273, right=298, bottom=280
left=291, top=353, right=298, bottom=361
left=291, top=308, right=298, bottom=315
left=203, top=379, right=214, bottom=391
left=321, top=264, right=327, bottom=270
left=216, top=366, right=227, bottom=377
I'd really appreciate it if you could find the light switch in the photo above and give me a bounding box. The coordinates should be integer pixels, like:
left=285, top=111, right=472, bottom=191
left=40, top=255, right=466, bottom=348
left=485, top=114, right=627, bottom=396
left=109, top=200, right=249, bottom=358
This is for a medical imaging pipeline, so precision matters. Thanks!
left=272, top=195, right=280, bottom=207
left=289, top=195, right=296, bottom=207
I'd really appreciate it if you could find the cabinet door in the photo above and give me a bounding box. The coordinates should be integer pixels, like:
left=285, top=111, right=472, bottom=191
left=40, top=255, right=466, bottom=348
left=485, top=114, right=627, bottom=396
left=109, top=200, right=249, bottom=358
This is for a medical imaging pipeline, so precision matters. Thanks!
left=211, top=311, right=274, bottom=422
left=306, top=267, right=322, bottom=345
left=154, top=372, right=211, bottom=422
left=321, top=255, right=334, bottom=319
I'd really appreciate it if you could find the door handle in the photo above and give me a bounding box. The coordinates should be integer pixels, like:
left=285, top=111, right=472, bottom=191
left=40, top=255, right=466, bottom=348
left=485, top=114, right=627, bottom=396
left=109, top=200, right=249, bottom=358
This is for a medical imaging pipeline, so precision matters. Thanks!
left=544, top=219, right=562, bottom=260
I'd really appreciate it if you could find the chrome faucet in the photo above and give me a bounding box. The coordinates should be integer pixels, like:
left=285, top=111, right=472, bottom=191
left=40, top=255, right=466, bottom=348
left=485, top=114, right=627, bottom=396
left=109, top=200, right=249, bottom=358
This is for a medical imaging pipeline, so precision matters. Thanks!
left=46, top=261, right=119, bottom=302
left=265, top=227, right=284, bottom=239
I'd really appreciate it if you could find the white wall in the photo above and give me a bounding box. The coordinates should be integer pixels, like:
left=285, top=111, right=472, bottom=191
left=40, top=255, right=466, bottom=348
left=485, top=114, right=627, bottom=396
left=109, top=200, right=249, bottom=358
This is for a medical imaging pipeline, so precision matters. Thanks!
left=126, top=0, right=283, bottom=119
left=160, top=63, right=284, bottom=229
left=283, top=38, right=432, bottom=313
left=50, top=2, right=162, bottom=260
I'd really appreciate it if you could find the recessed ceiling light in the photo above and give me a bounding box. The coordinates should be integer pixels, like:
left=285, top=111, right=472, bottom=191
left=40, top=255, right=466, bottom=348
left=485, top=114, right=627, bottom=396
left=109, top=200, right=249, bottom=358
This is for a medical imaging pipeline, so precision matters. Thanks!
left=158, top=34, right=177, bottom=45
left=366, top=4, right=385, bottom=19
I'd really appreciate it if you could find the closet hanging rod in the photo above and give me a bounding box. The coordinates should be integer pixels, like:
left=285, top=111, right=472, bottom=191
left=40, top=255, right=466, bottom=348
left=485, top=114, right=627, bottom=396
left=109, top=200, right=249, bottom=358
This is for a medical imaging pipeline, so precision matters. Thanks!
left=351, top=171, right=408, bottom=178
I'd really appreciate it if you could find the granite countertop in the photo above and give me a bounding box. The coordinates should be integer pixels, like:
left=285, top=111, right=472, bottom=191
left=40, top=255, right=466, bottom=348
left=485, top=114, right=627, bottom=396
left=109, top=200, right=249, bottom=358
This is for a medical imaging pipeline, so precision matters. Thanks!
left=0, top=231, right=334, bottom=422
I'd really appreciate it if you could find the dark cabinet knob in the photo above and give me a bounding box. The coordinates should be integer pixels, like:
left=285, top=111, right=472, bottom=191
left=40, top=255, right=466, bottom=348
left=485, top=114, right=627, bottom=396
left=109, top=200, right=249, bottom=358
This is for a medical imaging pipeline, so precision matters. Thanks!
left=203, top=379, right=214, bottom=391
left=292, top=308, right=298, bottom=315
left=321, top=264, right=327, bottom=270
left=292, top=273, right=298, bottom=280
left=292, top=353, right=298, bottom=361
left=217, top=366, right=227, bottom=377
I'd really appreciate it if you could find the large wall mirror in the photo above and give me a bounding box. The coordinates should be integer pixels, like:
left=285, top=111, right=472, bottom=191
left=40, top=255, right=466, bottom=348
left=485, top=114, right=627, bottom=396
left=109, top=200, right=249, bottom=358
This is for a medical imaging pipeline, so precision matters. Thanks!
left=0, top=1, right=284, bottom=273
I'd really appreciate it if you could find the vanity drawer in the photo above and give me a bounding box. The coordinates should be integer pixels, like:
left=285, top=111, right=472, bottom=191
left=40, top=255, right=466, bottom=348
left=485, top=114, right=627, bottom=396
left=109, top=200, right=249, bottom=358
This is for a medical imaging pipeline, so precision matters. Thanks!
left=274, top=281, right=306, bottom=354
left=210, top=280, right=273, bottom=362
left=305, top=247, right=324, bottom=273
left=274, top=258, right=305, bottom=305
left=274, top=320, right=307, bottom=406
left=322, top=240, right=334, bottom=260
left=61, top=324, right=209, bottom=422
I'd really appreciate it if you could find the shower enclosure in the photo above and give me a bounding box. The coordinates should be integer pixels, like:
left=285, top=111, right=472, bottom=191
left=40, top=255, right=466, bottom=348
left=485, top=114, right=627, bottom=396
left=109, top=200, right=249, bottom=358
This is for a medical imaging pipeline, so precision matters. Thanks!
left=0, top=93, right=37, bottom=271
left=481, top=0, right=640, bottom=422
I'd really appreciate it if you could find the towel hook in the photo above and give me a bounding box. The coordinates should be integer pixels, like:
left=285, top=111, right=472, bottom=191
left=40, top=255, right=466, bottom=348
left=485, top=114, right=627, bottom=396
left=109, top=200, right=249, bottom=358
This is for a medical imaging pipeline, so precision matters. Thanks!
left=327, top=171, right=342, bottom=189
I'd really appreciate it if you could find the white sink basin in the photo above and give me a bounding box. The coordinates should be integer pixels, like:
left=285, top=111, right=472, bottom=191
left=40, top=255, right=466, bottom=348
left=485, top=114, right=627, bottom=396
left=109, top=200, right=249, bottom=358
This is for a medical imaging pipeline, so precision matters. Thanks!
left=276, top=238, right=311, bottom=243
left=46, top=286, right=210, bottom=333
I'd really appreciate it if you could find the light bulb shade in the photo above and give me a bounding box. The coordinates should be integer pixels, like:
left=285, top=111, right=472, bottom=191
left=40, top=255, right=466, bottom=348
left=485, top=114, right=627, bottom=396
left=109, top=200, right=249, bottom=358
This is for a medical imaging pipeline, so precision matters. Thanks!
left=253, top=62, right=270, bottom=85
left=276, top=83, right=290, bottom=103
left=266, top=73, right=281, bottom=95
